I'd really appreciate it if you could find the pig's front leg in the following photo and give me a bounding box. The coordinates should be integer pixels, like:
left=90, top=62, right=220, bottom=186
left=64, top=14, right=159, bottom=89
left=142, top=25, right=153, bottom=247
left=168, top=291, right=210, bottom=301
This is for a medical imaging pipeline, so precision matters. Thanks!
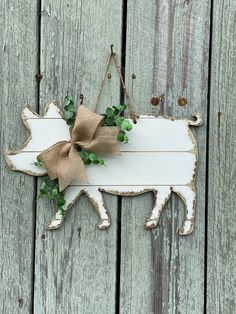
left=145, top=186, right=172, bottom=229
left=84, top=187, right=111, bottom=229
left=46, top=186, right=84, bottom=230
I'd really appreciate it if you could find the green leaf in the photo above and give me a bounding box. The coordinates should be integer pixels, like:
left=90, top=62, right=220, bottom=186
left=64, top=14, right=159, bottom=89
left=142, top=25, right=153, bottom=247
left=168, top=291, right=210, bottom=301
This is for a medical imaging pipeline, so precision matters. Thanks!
left=64, top=95, right=73, bottom=103
left=121, top=120, right=132, bottom=131
left=122, top=103, right=128, bottom=110
left=106, top=107, right=114, bottom=117
left=119, top=130, right=125, bottom=135
left=66, top=118, right=75, bottom=126
left=34, top=157, right=43, bottom=167
left=57, top=198, right=66, bottom=207
left=65, top=111, right=76, bottom=119
left=99, top=159, right=106, bottom=166
left=44, top=176, right=55, bottom=187
left=112, top=106, right=119, bottom=115
left=39, top=188, right=47, bottom=195
left=64, top=102, right=74, bottom=111
left=52, top=188, right=59, bottom=197
left=105, top=116, right=115, bottom=126
left=79, top=151, right=85, bottom=159
left=84, top=158, right=92, bottom=165
left=93, top=159, right=100, bottom=164
left=124, top=135, right=129, bottom=143
left=116, top=117, right=124, bottom=127
left=40, top=182, right=46, bottom=189
left=117, top=133, right=125, bottom=142
left=88, top=153, right=97, bottom=161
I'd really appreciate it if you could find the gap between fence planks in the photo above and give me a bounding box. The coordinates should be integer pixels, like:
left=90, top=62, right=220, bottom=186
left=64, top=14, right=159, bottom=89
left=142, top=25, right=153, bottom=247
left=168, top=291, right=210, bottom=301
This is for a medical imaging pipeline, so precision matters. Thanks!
left=123, top=0, right=211, bottom=313
left=0, top=0, right=38, bottom=313
left=207, top=0, right=236, bottom=313
left=33, top=1, right=123, bottom=313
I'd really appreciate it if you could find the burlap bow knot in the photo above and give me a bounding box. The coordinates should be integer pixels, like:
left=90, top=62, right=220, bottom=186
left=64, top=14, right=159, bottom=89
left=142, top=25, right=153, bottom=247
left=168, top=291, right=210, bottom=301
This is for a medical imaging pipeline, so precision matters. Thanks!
left=39, top=105, right=120, bottom=191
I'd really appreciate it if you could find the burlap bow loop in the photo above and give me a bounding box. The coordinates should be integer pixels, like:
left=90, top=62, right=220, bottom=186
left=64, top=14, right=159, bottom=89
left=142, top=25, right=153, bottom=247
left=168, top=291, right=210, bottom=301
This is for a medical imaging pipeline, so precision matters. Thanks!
left=39, top=105, right=120, bottom=191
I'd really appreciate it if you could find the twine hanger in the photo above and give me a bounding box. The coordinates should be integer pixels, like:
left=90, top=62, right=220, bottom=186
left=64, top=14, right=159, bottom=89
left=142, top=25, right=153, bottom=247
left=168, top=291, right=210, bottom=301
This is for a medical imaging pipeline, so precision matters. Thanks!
left=93, top=45, right=139, bottom=124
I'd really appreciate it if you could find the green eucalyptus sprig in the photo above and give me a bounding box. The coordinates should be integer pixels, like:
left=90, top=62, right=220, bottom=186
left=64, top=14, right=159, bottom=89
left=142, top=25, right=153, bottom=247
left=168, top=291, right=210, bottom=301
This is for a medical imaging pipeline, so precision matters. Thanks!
left=38, top=175, right=66, bottom=215
left=35, top=96, right=133, bottom=215
left=104, top=104, right=132, bottom=143
left=64, top=95, right=76, bottom=125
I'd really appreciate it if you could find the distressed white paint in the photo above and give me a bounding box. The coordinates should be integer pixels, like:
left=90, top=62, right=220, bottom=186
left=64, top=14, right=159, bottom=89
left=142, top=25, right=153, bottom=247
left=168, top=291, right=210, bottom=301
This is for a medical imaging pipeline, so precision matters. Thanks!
left=5, top=102, right=203, bottom=235
left=8, top=151, right=196, bottom=185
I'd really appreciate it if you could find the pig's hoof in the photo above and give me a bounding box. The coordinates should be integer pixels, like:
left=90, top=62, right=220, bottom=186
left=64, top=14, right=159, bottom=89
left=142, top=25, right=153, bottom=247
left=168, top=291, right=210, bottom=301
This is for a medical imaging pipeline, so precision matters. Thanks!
left=46, top=211, right=64, bottom=230
left=46, top=219, right=63, bottom=230
left=179, top=219, right=194, bottom=235
left=99, top=219, right=111, bottom=230
left=144, top=218, right=158, bottom=229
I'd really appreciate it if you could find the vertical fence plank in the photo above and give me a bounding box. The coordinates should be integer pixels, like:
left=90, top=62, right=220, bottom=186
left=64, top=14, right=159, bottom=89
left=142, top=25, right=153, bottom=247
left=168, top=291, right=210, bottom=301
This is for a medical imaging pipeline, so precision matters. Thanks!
left=34, top=1, right=123, bottom=313
left=122, top=1, right=210, bottom=313
left=207, top=1, right=236, bottom=313
left=0, top=0, right=38, bottom=313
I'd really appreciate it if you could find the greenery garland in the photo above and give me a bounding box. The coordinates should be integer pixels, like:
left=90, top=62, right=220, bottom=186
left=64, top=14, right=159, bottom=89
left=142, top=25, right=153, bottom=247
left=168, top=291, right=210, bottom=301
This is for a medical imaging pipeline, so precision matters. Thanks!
left=36, top=95, right=133, bottom=215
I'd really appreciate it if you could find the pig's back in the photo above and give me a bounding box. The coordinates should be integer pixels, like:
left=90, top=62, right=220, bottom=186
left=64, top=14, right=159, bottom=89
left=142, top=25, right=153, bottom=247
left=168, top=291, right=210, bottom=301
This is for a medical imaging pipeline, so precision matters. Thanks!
left=75, top=116, right=198, bottom=187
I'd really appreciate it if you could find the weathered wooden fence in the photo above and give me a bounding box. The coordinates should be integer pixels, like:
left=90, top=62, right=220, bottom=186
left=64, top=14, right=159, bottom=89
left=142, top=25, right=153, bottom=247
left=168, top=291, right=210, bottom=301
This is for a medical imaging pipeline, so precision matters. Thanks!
left=0, top=0, right=235, bottom=313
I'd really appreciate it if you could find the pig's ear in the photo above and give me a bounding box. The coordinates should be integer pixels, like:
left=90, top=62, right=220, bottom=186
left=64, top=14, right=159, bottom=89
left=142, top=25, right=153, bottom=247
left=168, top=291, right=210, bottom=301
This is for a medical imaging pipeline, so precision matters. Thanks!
left=21, top=101, right=64, bottom=121
left=22, top=106, right=40, bottom=120
left=43, top=101, right=65, bottom=119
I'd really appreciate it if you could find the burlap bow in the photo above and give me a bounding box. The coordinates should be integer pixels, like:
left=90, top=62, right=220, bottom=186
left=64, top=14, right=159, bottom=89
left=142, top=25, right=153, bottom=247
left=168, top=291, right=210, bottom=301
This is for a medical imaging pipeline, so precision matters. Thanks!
left=39, top=105, right=120, bottom=191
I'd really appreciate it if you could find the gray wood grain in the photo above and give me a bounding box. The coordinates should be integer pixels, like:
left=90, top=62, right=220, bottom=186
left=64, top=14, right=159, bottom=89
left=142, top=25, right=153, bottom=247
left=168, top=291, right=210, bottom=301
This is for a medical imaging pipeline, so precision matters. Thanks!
left=207, top=1, right=236, bottom=313
left=34, top=1, right=123, bottom=312
left=0, top=0, right=38, bottom=313
left=122, top=0, right=210, bottom=313
left=34, top=192, right=118, bottom=314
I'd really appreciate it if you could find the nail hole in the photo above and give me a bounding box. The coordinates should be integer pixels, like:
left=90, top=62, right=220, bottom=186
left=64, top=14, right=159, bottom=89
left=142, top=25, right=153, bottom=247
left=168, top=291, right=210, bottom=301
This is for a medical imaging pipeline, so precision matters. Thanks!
left=132, top=74, right=136, bottom=79
left=150, top=96, right=160, bottom=106
left=18, top=299, right=24, bottom=308
left=77, top=227, right=81, bottom=236
left=159, top=94, right=165, bottom=103
left=41, top=234, right=46, bottom=240
left=107, top=73, right=111, bottom=79
left=178, top=97, right=187, bottom=106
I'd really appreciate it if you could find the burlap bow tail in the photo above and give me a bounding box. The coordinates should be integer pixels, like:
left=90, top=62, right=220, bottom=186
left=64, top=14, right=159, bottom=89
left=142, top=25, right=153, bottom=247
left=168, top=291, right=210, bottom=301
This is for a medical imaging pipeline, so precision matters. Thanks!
left=39, top=105, right=120, bottom=191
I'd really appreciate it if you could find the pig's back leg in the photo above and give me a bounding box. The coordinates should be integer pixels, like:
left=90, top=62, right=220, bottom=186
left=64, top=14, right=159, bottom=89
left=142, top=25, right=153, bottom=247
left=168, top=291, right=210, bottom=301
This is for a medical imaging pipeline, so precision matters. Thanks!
left=84, top=187, right=111, bottom=229
left=172, top=185, right=196, bottom=235
left=145, top=186, right=172, bottom=229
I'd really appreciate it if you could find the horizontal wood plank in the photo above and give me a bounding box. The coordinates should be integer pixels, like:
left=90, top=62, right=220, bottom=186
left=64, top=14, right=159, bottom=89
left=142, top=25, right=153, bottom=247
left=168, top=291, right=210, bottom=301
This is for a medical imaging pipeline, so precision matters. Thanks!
left=7, top=151, right=197, bottom=185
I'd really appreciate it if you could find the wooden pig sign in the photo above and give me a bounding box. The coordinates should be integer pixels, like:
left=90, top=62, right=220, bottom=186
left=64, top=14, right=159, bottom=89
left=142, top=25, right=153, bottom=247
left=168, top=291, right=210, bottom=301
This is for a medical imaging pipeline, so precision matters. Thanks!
left=5, top=102, right=203, bottom=235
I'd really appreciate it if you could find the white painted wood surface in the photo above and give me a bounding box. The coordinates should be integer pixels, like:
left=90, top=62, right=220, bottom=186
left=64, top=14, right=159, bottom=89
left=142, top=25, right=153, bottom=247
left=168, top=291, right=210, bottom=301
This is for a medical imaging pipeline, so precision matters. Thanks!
left=6, top=103, right=202, bottom=189
left=5, top=102, right=202, bottom=236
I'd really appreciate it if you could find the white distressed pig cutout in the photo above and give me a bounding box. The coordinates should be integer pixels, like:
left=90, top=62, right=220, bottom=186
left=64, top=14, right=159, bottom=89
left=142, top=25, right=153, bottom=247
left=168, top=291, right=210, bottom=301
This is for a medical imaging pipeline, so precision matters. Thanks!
left=5, top=102, right=203, bottom=235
